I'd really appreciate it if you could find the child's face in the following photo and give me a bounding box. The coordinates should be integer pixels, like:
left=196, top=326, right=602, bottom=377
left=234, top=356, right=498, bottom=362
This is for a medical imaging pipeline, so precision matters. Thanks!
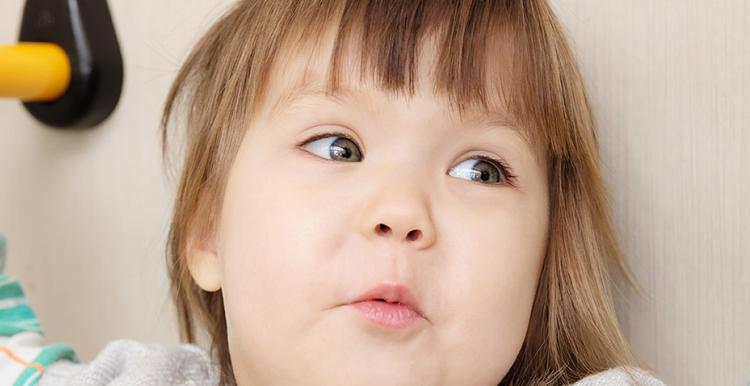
left=190, top=32, right=549, bottom=385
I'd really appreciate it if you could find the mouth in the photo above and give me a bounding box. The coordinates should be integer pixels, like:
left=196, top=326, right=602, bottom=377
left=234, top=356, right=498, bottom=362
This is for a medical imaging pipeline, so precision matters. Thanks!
left=348, top=299, right=424, bottom=329
left=346, top=283, right=426, bottom=330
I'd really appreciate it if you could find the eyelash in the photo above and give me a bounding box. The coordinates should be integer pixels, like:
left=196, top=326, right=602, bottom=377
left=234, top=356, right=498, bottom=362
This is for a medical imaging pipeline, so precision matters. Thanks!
left=297, top=130, right=518, bottom=187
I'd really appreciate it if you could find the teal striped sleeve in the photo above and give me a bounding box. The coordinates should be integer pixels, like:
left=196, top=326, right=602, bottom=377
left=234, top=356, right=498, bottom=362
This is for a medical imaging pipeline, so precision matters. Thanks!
left=0, top=275, right=42, bottom=335
left=0, top=274, right=79, bottom=386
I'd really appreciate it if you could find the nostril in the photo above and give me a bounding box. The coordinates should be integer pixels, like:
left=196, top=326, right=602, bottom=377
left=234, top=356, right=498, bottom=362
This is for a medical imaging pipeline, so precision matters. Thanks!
left=377, top=224, right=391, bottom=234
left=407, top=229, right=421, bottom=241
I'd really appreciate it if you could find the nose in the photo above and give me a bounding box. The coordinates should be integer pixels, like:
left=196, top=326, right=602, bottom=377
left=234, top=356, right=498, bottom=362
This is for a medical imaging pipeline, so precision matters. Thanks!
left=359, top=182, right=437, bottom=250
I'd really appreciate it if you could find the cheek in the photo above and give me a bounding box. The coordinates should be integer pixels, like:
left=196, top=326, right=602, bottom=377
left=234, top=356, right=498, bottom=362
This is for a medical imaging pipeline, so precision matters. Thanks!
left=443, top=225, right=544, bottom=317
left=220, top=176, right=309, bottom=292
left=217, top=152, right=349, bottom=337
left=436, top=197, right=547, bottom=374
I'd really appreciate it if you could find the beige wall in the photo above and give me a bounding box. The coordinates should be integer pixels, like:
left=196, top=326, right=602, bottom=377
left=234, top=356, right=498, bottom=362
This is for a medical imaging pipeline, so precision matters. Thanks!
left=0, top=1, right=747, bottom=385
left=552, top=1, right=750, bottom=385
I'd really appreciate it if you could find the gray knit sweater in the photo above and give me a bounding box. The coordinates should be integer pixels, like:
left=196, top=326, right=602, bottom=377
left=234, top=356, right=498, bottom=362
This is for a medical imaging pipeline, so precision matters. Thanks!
left=38, top=339, right=666, bottom=386
left=38, top=340, right=219, bottom=386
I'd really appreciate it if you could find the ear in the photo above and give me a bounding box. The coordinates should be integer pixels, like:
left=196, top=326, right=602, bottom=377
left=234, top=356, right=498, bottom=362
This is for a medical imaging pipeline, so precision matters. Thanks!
left=186, top=233, right=222, bottom=292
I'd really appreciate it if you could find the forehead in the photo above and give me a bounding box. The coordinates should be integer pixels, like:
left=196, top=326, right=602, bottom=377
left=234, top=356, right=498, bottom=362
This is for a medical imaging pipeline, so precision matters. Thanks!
left=260, top=29, right=528, bottom=142
left=267, top=79, right=523, bottom=143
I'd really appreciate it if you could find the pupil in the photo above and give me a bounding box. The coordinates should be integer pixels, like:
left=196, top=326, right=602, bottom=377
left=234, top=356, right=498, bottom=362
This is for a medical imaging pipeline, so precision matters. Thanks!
left=480, top=170, right=489, bottom=181
left=342, top=147, right=351, bottom=158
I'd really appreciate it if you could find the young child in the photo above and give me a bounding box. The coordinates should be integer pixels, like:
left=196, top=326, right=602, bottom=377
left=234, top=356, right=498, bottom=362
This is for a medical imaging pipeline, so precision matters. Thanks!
left=2, top=1, right=667, bottom=385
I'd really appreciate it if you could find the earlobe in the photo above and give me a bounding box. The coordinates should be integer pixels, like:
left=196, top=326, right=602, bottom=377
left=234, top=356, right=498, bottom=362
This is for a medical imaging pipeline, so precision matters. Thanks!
left=187, top=240, right=222, bottom=292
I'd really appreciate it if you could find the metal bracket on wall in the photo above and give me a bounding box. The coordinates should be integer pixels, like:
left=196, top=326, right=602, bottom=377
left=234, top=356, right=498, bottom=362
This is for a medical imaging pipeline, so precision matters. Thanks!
left=0, top=0, right=123, bottom=129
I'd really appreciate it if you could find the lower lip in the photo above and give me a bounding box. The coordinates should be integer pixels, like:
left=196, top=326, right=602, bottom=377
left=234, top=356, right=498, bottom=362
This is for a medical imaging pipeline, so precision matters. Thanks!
left=349, top=300, right=422, bottom=329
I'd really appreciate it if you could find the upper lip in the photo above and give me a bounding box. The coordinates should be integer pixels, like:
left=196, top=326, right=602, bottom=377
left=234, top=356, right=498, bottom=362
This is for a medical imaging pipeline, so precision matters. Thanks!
left=349, top=283, right=425, bottom=319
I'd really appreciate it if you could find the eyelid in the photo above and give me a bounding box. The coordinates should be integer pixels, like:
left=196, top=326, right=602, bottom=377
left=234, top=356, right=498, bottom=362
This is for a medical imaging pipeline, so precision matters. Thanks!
left=296, top=129, right=360, bottom=151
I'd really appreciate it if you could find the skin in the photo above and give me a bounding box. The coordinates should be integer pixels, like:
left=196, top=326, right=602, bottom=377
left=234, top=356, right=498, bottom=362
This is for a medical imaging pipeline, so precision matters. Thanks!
left=188, top=29, right=550, bottom=386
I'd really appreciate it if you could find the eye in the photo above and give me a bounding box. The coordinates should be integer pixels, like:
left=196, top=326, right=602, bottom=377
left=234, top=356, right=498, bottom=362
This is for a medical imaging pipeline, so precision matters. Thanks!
left=299, top=132, right=516, bottom=187
left=448, top=155, right=517, bottom=187
left=298, top=131, right=363, bottom=162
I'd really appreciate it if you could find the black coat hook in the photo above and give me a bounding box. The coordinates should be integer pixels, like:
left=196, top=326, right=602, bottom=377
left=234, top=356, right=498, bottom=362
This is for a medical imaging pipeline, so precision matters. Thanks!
left=14, top=0, right=124, bottom=129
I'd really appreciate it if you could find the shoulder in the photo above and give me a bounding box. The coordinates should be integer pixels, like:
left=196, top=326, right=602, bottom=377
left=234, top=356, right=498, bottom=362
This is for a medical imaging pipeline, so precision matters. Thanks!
left=571, top=366, right=667, bottom=386
left=39, top=339, right=220, bottom=386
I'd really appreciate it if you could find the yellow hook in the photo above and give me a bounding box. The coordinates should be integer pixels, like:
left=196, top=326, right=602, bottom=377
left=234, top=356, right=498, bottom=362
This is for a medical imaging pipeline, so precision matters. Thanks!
left=0, top=42, right=71, bottom=102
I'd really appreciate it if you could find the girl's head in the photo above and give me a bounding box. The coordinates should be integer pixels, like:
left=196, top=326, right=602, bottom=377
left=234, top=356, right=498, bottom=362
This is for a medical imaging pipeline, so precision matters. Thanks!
left=161, top=1, right=641, bottom=385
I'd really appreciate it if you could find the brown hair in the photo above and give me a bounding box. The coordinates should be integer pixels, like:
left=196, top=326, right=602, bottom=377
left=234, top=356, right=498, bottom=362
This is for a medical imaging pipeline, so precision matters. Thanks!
left=161, top=1, right=647, bottom=385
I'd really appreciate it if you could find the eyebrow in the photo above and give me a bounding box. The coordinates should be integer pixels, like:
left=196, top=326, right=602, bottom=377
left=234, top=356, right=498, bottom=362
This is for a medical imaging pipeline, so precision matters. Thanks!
left=268, top=81, right=531, bottom=147
left=268, top=81, right=356, bottom=117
